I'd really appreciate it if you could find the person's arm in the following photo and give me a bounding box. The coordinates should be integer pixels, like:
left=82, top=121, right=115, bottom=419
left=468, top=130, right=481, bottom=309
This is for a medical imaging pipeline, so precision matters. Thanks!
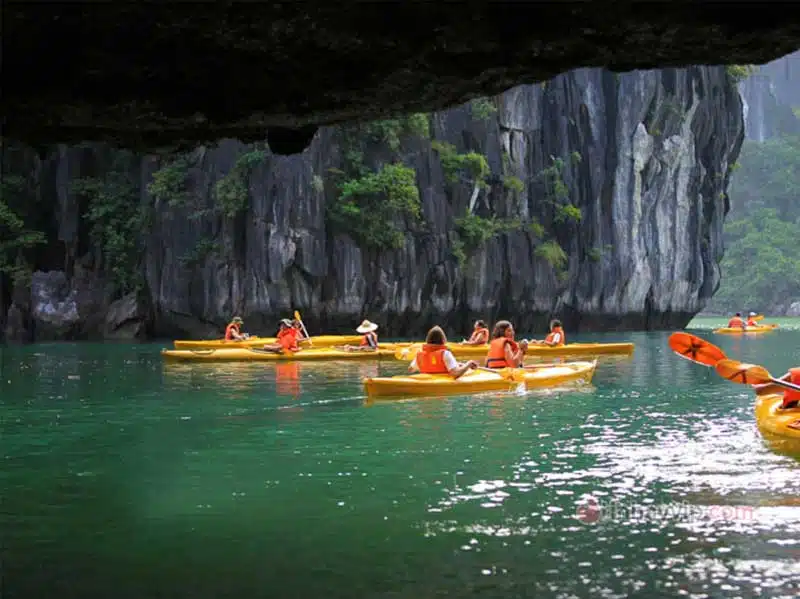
left=444, top=351, right=476, bottom=379
left=408, top=357, right=419, bottom=373
left=504, top=341, right=527, bottom=367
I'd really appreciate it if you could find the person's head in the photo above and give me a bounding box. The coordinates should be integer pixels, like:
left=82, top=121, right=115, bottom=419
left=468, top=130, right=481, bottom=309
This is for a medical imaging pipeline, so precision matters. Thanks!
left=292, top=319, right=302, bottom=329
left=491, top=320, right=514, bottom=340
left=474, top=320, right=487, bottom=330
left=749, top=312, right=756, bottom=317
left=356, top=319, right=379, bottom=335
left=735, top=312, right=741, bottom=317
left=425, top=325, right=447, bottom=345
left=231, top=316, right=243, bottom=326
left=550, top=319, right=562, bottom=331
left=279, top=318, right=293, bottom=330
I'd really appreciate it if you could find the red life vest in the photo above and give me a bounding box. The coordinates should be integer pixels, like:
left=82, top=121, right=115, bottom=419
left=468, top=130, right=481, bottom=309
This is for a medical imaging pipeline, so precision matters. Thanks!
left=225, top=323, right=240, bottom=340
left=278, top=328, right=299, bottom=352
left=360, top=331, right=378, bottom=348
left=545, top=326, right=566, bottom=346
left=469, top=327, right=489, bottom=344
left=486, top=337, right=518, bottom=369
left=728, top=317, right=744, bottom=327
left=783, top=368, right=800, bottom=407
left=416, top=344, right=450, bottom=374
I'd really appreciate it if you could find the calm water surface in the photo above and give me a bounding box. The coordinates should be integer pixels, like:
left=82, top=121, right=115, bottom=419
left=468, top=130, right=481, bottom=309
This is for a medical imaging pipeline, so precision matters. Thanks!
left=2, top=326, right=799, bottom=598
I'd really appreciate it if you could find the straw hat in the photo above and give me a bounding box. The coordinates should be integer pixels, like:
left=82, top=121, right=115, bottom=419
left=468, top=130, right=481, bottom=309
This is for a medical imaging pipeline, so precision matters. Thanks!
left=279, top=318, right=293, bottom=327
left=231, top=316, right=244, bottom=324
left=749, top=311, right=757, bottom=316
left=356, top=319, right=379, bottom=334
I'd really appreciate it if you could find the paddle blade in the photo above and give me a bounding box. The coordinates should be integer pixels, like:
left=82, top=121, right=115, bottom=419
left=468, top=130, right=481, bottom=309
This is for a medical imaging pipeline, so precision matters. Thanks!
left=294, top=310, right=302, bottom=321
left=668, top=332, right=727, bottom=366
left=752, top=314, right=764, bottom=322
left=714, top=359, right=772, bottom=385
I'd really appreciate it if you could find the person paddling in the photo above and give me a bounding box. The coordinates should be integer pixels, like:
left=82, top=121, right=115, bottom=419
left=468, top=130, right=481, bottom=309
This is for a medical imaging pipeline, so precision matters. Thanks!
left=485, top=320, right=528, bottom=368
left=409, top=326, right=478, bottom=379
left=746, top=312, right=759, bottom=327
left=343, top=319, right=380, bottom=352
left=225, top=316, right=247, bottom=341
left=529, top=319, right=566, bottom=347
left=461, top=320, right=489, bottom=345
left=754, top=367, right=800, bottom=411
left=292, top=319, right=308, bottom=341
left=728, top=313, right=745, bottom=328
left=261, top=319, right=300, bottom=354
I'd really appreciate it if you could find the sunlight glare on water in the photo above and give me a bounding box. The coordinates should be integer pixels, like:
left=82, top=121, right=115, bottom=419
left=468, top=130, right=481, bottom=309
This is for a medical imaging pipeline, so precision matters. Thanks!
left=1, top=327, right=799, bottom=598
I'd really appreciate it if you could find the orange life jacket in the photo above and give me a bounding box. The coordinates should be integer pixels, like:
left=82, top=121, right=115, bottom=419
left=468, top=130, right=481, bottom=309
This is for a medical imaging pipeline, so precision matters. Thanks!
left=486, top=337, right=518, bottom=369
left=469, top=327, right=489, bottom=343
left=746, top=319, right=757, bottom=327
left=360, top=331, right=378, bottom=348
left=278, top=327, right=299, bottom=352
left=783, top=368, right=800, bottom=406
left=545, top=326, right=566, bottom=346
left=225, top=323, right=240, bottom=340
left=728, top=317, right=744, bottom=327
left=416, top=344, right=450, bottom=374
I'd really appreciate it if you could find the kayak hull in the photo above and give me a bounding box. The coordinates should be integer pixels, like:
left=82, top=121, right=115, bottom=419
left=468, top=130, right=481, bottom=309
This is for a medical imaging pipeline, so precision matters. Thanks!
left=754, top=393, right=800, bottom=441
left=712, top=325, right=777, bottom=334
left=364, top=369, right=521, bottom=398
left=173, top=334, right=366, bottom=349
left=394, top=342, right=633, bottom=360
left=162, top=347, right=395, bottom=362
left=519, top=360, right=596, bottom=388
left=363, top=361, right=596, bottom=398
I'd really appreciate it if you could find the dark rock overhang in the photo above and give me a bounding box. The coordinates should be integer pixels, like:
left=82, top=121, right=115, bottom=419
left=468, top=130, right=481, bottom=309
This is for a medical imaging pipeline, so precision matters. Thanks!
left=4, top=3, right=800, bottom=155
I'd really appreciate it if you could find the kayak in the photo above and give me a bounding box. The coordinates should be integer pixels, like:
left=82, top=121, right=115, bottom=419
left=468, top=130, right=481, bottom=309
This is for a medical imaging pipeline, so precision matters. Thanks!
left=363, top=361, right=596, bottom=399
left=173, top=334, right=366, bottom=349
left=363, top=368, right=522, bottom=398
left=519, top=360, right=597, bottom=388
left=393, top=342, right=634, bottom=361
left=161, top=347, right=396, bottom=362
left=754, top=393, right=800, bottom=441
left=712, top=325, right=777, bottom=334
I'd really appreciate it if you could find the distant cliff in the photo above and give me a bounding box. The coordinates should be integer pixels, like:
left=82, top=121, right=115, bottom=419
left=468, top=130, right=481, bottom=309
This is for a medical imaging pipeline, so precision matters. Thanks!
left=1, top=65, right=743, bottom=342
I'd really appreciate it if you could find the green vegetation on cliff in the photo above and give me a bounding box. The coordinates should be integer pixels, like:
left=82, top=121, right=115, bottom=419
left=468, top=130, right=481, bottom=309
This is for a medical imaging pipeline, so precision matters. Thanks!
left=0, top=175, right=46, bottom=284
left=708, top=135, right=800, bottom=313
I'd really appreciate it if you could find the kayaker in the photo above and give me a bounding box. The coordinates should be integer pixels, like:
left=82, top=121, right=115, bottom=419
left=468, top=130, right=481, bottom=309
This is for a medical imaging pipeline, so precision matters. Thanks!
left=728, top=313, right=746, bottom=328
left=292, top=319, right=308, bottom=341
left=529, top=319, right=566, bottom=347
left=343, top=319, right=380, bottom=352
left=485, top=320, right=528, bottom=368
left=754, top=367, right=800, bottom=410
left=261, top=319, right=300, bottom=354
left=225, top=316, right=246, bottom=341
left=409, top=325, right=478, bottom=378
left=461, top=320, right=489, bottom=345
left=746, top=312, right=759, bottom=327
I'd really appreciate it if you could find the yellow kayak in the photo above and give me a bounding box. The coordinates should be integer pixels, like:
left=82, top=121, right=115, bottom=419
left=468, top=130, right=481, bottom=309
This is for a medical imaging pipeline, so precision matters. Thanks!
left=754, top=393, right=800, bottom=441
left=712, top=325, right=777, bottom=334
left=173, top=334, right=366, bottom=349
left=394, top=342, right=633, bottom=361
left=161, top=347, right=396, bottom=362
left=363, top=361, right=596, bottom=399
left=520, top=360, right=597, bottom=388
left=364, top=368, right=522, bottom=398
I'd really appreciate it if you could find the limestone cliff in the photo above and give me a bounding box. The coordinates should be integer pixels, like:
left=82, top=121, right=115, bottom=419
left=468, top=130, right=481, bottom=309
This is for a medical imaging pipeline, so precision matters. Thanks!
left=1, top=65, right=743, bottom=341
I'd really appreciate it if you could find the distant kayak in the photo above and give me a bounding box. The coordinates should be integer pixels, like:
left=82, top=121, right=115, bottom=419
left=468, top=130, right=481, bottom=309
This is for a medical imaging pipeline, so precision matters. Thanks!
left=173, top=334, right=366, bottom=349
left=161, top=347, right=396, bottom=362
left=394, top=342, right=634, bottom=361
left=712, top=325, right=778, bottom=335
left=363, top=361, right=596, bottom=399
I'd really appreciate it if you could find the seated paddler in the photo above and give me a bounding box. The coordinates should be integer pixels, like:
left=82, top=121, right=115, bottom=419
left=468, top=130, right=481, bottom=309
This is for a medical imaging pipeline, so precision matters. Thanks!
left=343, top=319, right=380, bottom=352
left=225, top=316, right=247, bottom=341
left=529, top=319, right=566, bottom=347
left=485, top=320, right=528, bottom=368
left=409, top=326, right=478, bottom=379
left=461, top=320, right=489, bottom=345
left=261, top=319, right=301, bottom=354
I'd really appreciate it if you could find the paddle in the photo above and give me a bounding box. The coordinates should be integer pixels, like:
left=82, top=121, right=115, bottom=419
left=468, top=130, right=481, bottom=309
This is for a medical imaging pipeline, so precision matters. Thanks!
left=293, top=310, right=313, bottom=345
left=715, top=359, right=800, bottom=392
left=667, top=332, right=728, bottom=366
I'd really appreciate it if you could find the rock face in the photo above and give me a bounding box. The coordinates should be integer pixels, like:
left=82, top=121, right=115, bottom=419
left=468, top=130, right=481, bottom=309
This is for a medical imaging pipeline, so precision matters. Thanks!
left=3, top=3, right=795, bottom=154
left=1, top=65, right=744, bottom=341
left=738, top=51, right=800, bottom=141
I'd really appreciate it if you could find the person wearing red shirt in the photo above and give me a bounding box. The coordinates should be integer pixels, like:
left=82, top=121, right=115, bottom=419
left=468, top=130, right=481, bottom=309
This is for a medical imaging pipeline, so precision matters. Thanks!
left=261, top=319, right=301, bottom=354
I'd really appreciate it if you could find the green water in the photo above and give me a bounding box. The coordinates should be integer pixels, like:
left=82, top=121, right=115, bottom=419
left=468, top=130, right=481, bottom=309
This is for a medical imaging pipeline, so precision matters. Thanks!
left=2, top=328, right=799, bottom=598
